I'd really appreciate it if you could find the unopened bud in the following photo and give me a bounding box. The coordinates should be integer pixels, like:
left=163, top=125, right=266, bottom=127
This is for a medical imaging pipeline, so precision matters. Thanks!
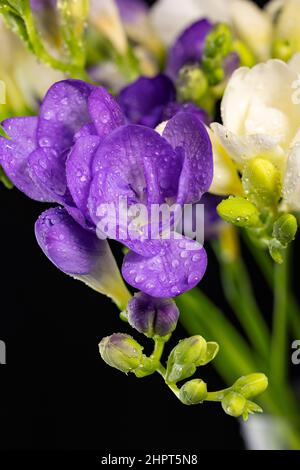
left=232, top=373, right=268, bottom=399
left=221, top=391, right=247, bottom=417
left=179, top=379, right=208, bottom=405
left=166, top=336, right=218, bottom=383
left=127, top=293, right=179, bottom=338
left=177, top=65, right=208, bottom=104
left=99, top=333, right=143, bottom=373
left=242, top=158, right=281, bottom=208
left=273, top=214, right=298, bottom=246
left=272, top=38, right=293, bottom=62
left=217, top=197, right=261, bottom=228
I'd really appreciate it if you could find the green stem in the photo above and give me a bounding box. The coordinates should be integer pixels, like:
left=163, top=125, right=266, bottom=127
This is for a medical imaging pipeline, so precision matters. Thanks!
left=213, top=241, right=270, bottom=362
left=270, top=250, right=289, bottom=385
left=243, top=233, right=300, bottom=338
left=23, top=1, right=90, bottom=80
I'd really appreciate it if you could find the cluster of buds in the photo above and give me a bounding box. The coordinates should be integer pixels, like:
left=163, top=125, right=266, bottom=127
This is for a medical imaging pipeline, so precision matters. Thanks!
left=176, top=23, right=255, bottom=115
left=99, top=292, right=268, bottom=420
left=217, top=157, right=298, bottom=263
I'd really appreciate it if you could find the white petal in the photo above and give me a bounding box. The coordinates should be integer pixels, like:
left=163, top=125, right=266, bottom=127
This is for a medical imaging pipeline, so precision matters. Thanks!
left=207, top=126, right=242, bottom=196
left=230, top=0, right=273, bottom=61
left=89, top=0, right=128, bottom=54
left=289, top=52, right=300, bottom=74
left=221, top=59, right=300, bottom=148
left=150, top=0, right=234, bottom=46
left=265, top=0, right=285, bottom=19
left=274, top=0, right=300, bottom=53
left=211, top=123, right=285, bottom=168
left=283, top=143, right=300, bottom=211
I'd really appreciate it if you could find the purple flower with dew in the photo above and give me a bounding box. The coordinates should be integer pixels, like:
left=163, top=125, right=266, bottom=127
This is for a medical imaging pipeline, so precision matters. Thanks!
left=166, top=19, right=213, bottom=80
left=0, top=80, right=213, bottom=298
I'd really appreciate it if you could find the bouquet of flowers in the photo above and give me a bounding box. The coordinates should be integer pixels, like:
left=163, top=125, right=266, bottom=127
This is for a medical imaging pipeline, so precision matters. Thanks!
left=1, top=0, right=300, bottom=450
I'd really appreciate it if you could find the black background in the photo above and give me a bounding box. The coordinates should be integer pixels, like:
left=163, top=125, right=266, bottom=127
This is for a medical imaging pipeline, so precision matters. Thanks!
left=0, top=0, right=296, bottom=453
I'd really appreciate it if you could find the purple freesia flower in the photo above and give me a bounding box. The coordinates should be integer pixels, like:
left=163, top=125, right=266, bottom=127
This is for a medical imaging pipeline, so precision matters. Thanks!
left=0, top=80, right=213, bottom=298
left=118, top=19, right=212, bottom=129
left=115, top=0, right=148, bottom=24
left=166, top=19, right=213, bottom=80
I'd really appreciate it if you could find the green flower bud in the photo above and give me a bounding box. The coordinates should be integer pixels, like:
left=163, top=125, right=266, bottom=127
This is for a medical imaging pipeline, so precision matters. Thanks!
left=217, top=197, right=261, bottom=228
left=232, top=373, right=268, bottom=399
left=99, top=333, right=143, bottom=374
left=179, top=379, right=208, bottom=405
left=272, top=38, right=293, bottom=62
left=165, top=336, right=207, bottom=383
left=177, top=65, right=208, bottom=104
left=273, top=214, right=298, bottom=246
left=242, top=158, right=281, bottom=208
left=221, top=391, right=247, bottom=417
left=233, top=40, right=256, bottom=67
left=269, top=238, right=285, bottom=264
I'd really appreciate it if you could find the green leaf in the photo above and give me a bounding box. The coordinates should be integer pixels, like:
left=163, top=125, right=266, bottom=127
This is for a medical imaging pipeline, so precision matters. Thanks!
left=0, top=166, right=13, bottom=189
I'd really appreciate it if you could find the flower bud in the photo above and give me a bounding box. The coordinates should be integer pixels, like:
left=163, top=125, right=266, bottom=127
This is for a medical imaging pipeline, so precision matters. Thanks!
left=179, top=379, right=208, bottom=405
left=242, top=158, right=281, bottom=208
left=232, top=373, right=268, bottom=399
left=272, top=38, right=293, bottom=62
left=221, top=391, right=247, bottom=418
left=217, top=197, right=261, bottom=228
left=99, top=333, right=143, bottom=373
left=165, top=336, right=208, bottom=383
left=269, top=238, right=285, bottom=264
left=273, top=214, right=298, bottom=246
left=127, top=293, right=179, bottom=338
left=177, top=65, right=208, bottom=104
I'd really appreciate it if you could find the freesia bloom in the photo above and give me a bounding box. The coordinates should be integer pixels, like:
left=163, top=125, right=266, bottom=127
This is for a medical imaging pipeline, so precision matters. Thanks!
left=209, top=55, right=300, bottom=212
left=0, top=80, right=212, bottom=299
left=118, top=19, right=212, bottom=128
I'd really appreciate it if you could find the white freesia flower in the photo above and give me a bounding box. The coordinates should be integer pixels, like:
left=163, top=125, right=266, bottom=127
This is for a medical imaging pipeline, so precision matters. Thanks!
left=209, top=57, right=300, bottom=211
left=150, top=0, right=235, bottom=46
left=0, top=19, right=64, bottom=116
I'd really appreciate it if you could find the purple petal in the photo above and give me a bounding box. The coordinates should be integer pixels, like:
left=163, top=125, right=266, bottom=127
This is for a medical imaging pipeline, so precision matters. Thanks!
left=35, top=207, right=102, bottom=275
left=35, top=207, right=128, bottom=302
left=127, top=292, right=179, bottom=337
left=115, top=0, right=148, bottom=24
left=37, top=79, right=95, bottom=154
left=122, top=237, right=207, bottom=298
left=0, top=117, right=55, bottom=201
left=28, top=146, right=71, bottom=202
left=88, top=124, right=182, bottom=256
left=118, top=75, right=175, bottom=128
left=74, top=123, right=97, bottom=140
left=162, top=101, right=209, bottom=125
left=166, top=19, right=213, bottom=80
left=88, top=87, right=125, bottom=138
left=66, top=135, right=101, bottom=219
left=163, top=113, right=213, bottom=204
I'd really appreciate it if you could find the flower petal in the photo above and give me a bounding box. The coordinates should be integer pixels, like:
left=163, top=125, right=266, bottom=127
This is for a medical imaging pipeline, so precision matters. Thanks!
left=66, top=135, right=101, bottom=218
left=88, top=87, right=125, bottom=138
left=166, top=19, right=212, bottom=79
left=163, top=112, right=213, bottom=204
left=88, top=124, right=182, bottom=256
left=230, top=0, right=273, bottom=61
left=150, top=0, right=233, bottom=47
left=37, top=79, right=94, bottom=154
left=162, top=101, right=209, bottom=125
left=35, top=207, right=130, bottom=306
left=122, top=236, right=207, bottom=298
left=118, top=75, right=175, bottom=128
left=283, top=143, right=300, bottom=211
left=221, top=60, right=300, bottom=149
left=0, top=117, right=54, bottom=201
